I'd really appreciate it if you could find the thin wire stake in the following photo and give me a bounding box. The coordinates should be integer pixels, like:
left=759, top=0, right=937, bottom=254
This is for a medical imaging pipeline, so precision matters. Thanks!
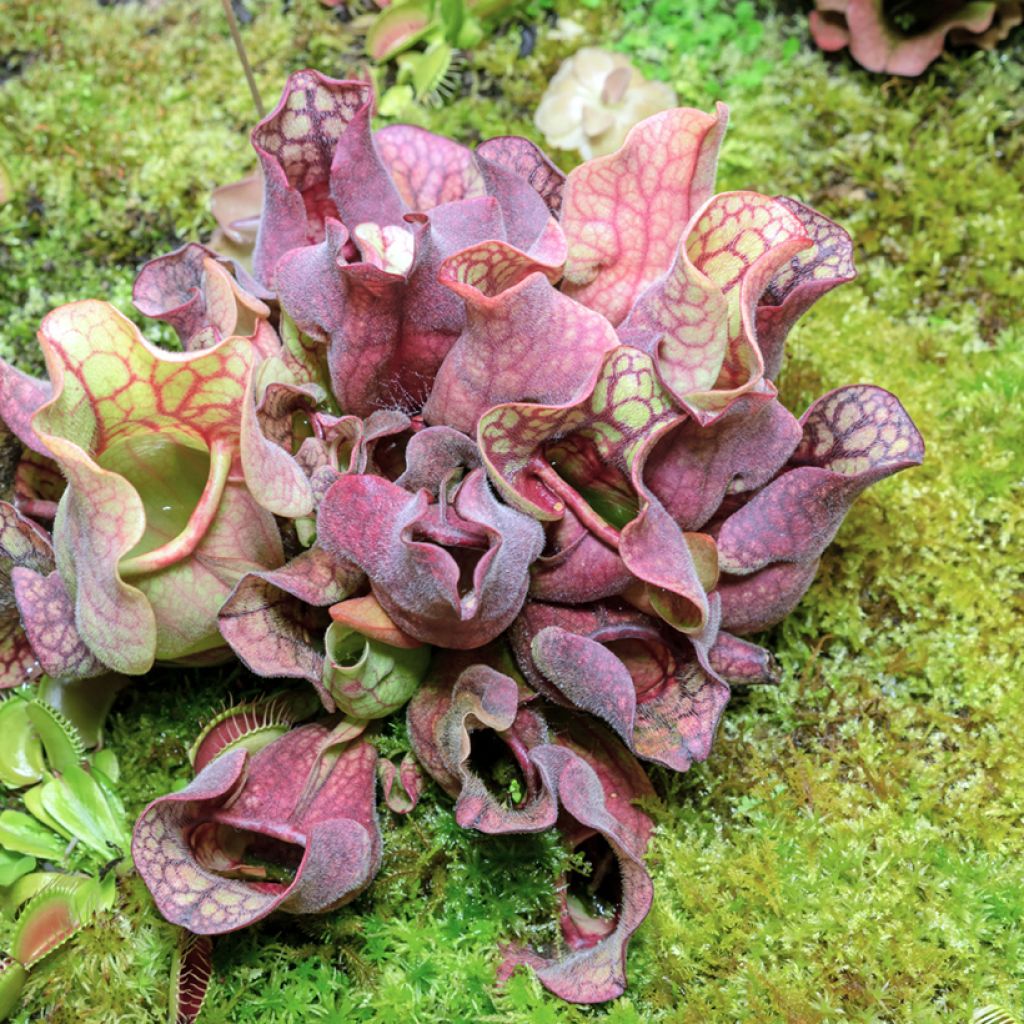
left=220, top=0, right=265, bottom=119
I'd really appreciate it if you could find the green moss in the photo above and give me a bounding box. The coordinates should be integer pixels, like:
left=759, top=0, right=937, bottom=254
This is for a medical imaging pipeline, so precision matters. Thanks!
left=2, top=0, right=1023, bottom=1020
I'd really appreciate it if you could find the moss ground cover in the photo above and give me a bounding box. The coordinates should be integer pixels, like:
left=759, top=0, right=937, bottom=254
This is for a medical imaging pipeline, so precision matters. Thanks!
left=1, top=1, right=1022, bottom=1020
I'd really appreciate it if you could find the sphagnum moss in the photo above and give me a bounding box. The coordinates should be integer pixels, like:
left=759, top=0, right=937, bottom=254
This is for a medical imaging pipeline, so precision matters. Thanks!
left=1, top=0, right=1023, bottom=1021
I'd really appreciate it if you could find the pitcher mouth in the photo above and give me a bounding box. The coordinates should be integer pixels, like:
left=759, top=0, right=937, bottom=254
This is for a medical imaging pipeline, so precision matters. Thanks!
left=563, top=834, right=623, bottom=947
left=189, top=819, right=303, bottom=889
left=883, top=0, right=970, bottom=35
left=109, top=435, right=233, bottom=579
left=408, top=503, right=494, bottom=608
left=593, top=624, right=677, bottom=702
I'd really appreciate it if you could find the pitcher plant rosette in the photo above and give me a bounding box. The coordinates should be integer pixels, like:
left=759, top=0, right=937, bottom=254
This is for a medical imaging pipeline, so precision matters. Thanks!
left=809, top=0, right=1022, bottom=76
left=0, top=69, right=923, bottom=1009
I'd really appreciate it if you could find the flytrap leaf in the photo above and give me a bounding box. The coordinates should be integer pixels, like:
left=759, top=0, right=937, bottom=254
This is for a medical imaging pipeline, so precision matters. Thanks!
left=24, top=700, right=86, bottom=775
left=9, top=876, right=90, bottom=968
left=0, top=698, right=45, bottom=788
left=188, top=694, right=304, bottom=773
left=38, top=765, right=130, bottom=862
left=34, top=675, right=128, bottom=749
left=1, top=874, right=53, bottom=919
left=169, top=930, right=214, bottom=1024
left=0, top=852, right=35, bottom=889
left=0, top=956, right=27, bottom=1021
left=0, top=811, right=67, bottom=862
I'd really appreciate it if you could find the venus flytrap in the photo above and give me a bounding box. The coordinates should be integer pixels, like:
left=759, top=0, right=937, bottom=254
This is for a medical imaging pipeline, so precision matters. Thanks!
left=0, top=693, right=130, bottom=877
left=168, top=929, right=213, bottom=1024
left=0, top=691, right=127, bottom=1021
left=0, top=874, right=116, bottom=1022
left=361, top=0, right=525, bottom=111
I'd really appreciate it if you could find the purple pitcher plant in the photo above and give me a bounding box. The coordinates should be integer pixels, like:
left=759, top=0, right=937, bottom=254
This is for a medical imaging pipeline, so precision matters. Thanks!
left=0, top=69, right=922, bottom=1008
